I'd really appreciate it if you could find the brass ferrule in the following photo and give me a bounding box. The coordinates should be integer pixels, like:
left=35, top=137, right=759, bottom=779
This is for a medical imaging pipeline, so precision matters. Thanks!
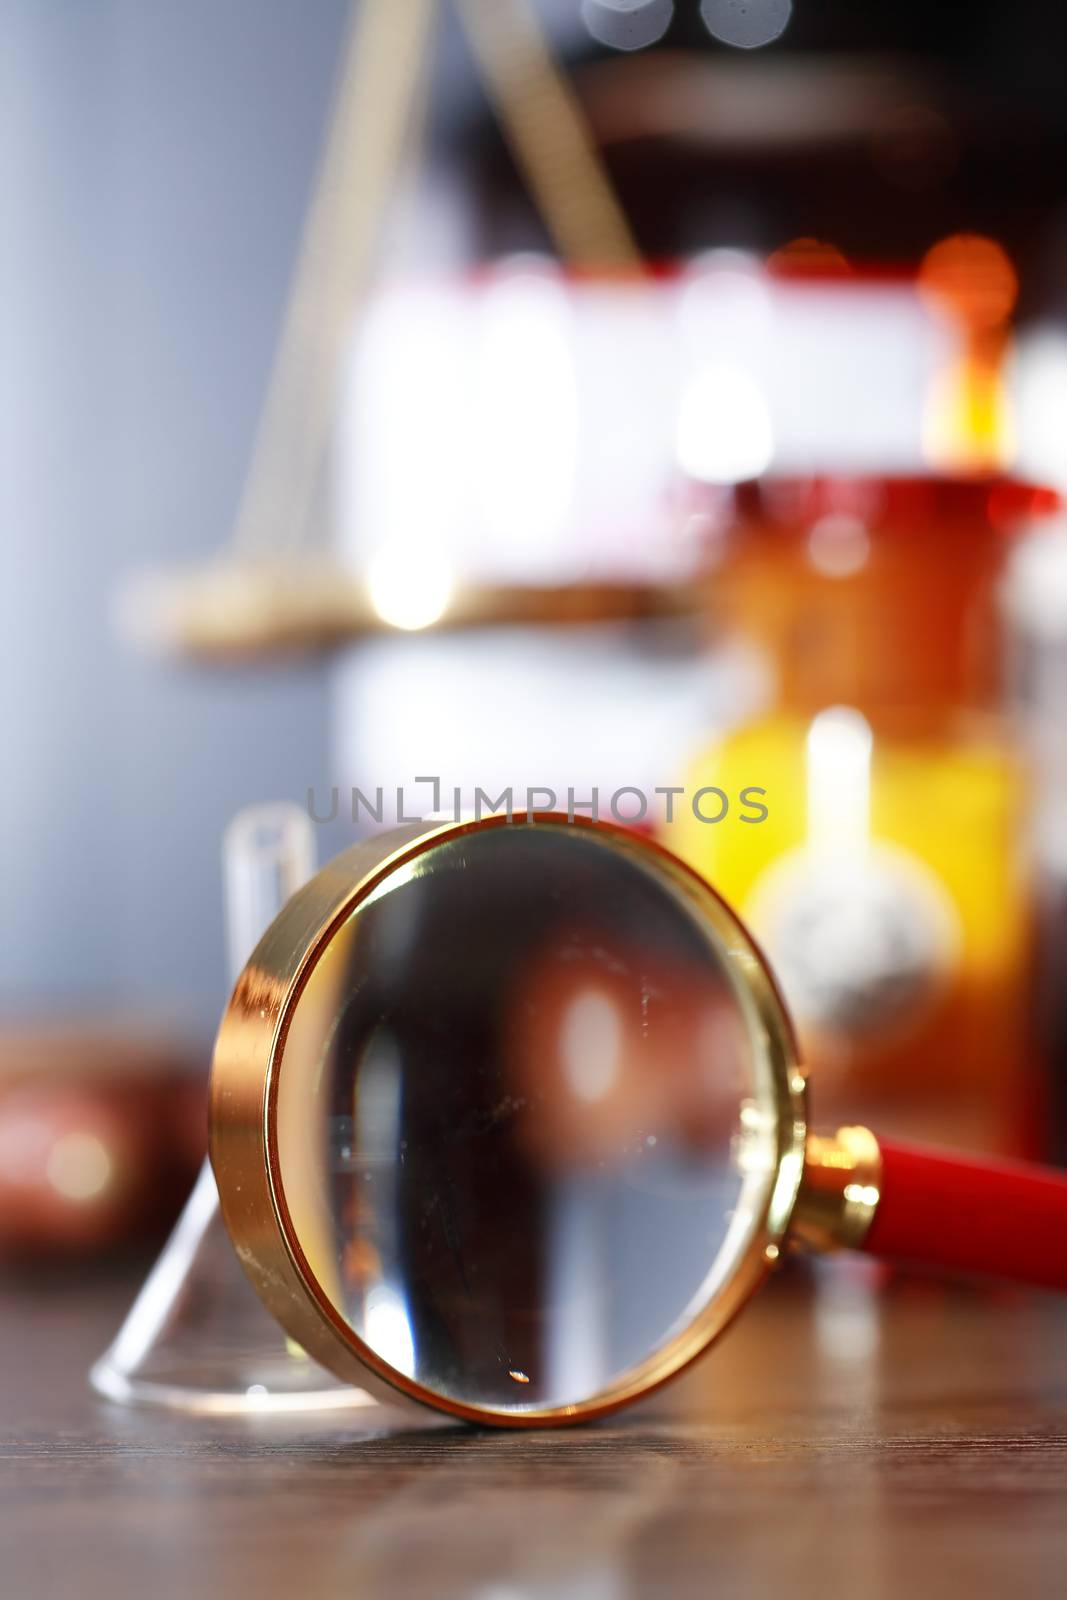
left=790, top=1125, right=883, bottom=1254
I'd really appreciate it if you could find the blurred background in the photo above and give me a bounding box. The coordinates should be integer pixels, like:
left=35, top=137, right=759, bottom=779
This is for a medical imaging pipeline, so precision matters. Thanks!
left=5, top=0, right=1067, bottom=1264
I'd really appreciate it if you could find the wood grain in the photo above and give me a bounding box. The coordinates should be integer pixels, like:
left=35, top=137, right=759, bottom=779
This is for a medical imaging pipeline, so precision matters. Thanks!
left=2, top=1263, right=1066, bottom=1598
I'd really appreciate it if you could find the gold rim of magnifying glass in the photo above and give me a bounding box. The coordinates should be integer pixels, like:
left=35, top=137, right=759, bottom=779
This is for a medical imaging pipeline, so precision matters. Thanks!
left=209, top=812, right=808, bottom=1428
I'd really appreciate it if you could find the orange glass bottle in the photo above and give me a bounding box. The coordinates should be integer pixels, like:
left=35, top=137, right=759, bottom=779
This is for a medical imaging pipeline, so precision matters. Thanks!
left=663, top=476, right=1053, bottom=1154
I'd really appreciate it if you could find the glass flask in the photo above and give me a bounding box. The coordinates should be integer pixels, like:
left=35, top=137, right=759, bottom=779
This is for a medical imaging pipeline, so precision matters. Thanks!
left=662, top=475, right=1054, bottom=1153
left=90, top=804, right=376, bottom=1413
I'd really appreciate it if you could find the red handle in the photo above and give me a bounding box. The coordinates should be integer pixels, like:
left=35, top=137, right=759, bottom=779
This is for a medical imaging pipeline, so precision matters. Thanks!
left=863, top=1138, right=1067, bottom=1291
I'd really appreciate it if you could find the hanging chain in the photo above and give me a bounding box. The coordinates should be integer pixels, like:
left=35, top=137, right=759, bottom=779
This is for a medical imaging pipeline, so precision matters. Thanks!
left=452, top=0, right=641, bottom=269
left=229, top=0, right=639, bottom=560
left=231, top=0, right=438, bottom=556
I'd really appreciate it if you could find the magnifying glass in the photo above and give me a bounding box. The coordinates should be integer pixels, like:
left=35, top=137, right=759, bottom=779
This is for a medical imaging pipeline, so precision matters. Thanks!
left=211, top=813, right=1067, bottom=1427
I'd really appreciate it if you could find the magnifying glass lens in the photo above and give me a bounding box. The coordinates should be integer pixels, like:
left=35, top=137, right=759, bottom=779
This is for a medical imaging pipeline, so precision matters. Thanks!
left=275, top=825, right=782, bottom=1416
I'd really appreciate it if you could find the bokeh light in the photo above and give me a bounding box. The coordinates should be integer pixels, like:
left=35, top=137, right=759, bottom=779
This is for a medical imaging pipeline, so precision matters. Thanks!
left=676, top=364, right=774, bottom=483
left=918, top=234, right=1018, bottom=329
left=700, top=0, right=792, bottom=50
left=367, top=547, right=453, bottom=631
left=581, top=0, right=674, bottom=52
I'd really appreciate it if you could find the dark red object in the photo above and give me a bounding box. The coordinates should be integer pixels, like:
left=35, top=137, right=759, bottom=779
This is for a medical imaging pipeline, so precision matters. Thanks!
left=726, top=474, right=1060, bottom=534
left=864, top=1138, right=1067, bottom=1291
left=0, top=1025, right=205, bottom=1263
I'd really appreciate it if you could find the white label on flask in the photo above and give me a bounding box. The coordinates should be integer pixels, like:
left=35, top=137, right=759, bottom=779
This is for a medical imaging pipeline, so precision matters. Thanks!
left=744, top=843, right=961, bottom=1044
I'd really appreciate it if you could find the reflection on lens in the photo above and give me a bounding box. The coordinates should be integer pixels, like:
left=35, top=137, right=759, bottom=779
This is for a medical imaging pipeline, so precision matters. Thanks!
left=275, top=825, right=779, bottom=1414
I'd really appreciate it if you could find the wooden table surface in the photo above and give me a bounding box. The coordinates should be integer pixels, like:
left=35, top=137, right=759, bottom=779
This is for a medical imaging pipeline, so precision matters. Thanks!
left=2, top=1261, right=1066, bottom=1599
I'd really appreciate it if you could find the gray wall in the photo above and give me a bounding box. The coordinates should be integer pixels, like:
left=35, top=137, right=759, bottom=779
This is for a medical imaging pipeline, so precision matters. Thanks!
left=1, top=1, right=351, bottom=1033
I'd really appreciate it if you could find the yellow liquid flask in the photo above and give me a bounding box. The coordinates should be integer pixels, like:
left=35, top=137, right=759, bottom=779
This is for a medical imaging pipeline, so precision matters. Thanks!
left=665, top=476, right=1054, bottom=1153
